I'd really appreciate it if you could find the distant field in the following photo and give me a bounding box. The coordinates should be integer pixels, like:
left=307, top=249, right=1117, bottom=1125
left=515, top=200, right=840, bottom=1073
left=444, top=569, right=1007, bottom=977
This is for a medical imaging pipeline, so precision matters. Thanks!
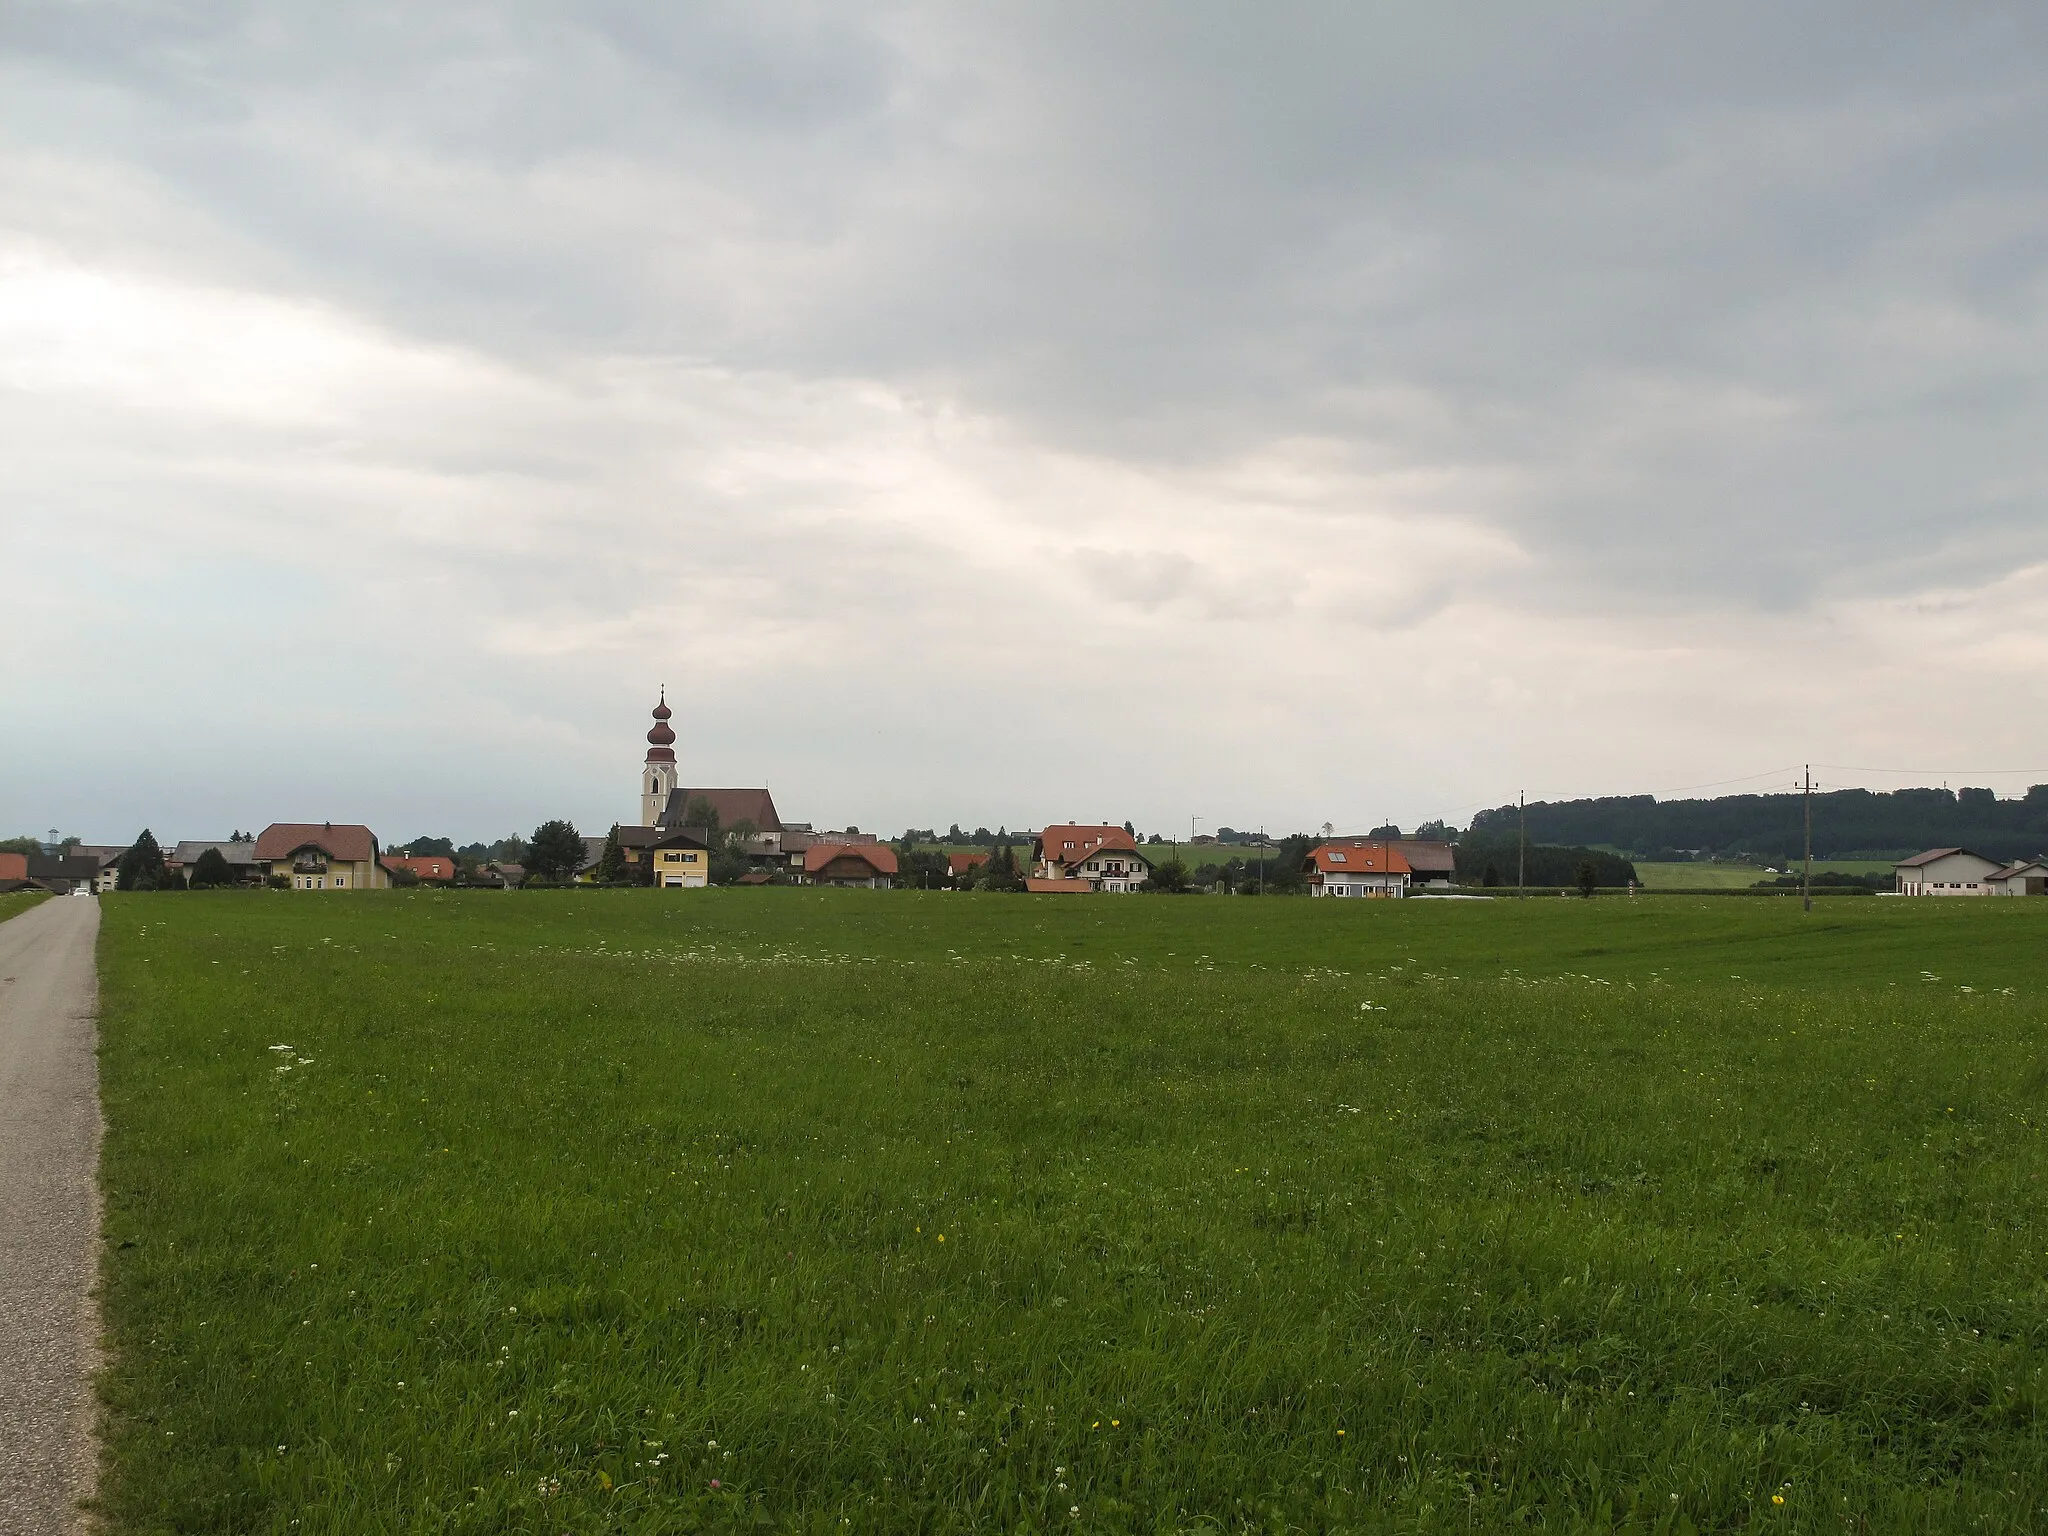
left=1633, top=860, right=1894, bottom=890
left=97, top=891, right=2048, bottom=1531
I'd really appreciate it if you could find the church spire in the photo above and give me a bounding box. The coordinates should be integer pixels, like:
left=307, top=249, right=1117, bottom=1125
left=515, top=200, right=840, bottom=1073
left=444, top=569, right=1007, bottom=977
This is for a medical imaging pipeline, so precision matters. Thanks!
left=641, top=688, right=677, bottom=826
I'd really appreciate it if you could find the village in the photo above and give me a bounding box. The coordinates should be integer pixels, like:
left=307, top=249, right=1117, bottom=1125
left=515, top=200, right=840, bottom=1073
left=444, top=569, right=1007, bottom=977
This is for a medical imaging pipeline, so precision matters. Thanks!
left=5, top=693, right=2041, bottom=901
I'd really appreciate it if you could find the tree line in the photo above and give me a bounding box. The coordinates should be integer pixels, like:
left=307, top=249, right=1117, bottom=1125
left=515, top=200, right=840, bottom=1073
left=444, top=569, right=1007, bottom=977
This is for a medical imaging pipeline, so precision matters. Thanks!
left=1468, top=785, right=2048, bottom=864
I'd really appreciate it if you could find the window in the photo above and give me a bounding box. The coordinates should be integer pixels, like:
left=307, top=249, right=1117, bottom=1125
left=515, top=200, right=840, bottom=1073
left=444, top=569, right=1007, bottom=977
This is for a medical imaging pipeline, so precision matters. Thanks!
left=1329, top=851, right=1346, bottom=863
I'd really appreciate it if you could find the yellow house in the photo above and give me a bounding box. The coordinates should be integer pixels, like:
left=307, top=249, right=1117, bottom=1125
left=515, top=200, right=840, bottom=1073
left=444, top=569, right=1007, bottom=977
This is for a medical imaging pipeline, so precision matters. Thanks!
left=650, top=829, right=712, bottom=889
left=253, top=822, right=393, bottom=890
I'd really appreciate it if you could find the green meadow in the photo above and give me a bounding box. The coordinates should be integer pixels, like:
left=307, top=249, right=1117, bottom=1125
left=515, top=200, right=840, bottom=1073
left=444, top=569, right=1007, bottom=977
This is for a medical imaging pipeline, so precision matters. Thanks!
left=88, top=891, right=2048, bottom=1533
left=1629, top=863, right=1895, bottom=891
left=0, top=887, right=50, bottom=922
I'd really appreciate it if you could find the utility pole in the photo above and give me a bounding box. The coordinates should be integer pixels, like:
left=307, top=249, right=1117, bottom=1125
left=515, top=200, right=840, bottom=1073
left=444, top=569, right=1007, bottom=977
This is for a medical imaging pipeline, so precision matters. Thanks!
left=1802, top=764, right=1815, bottom=913
left=1517, top=790, right=1526, bottom=898
left=1258, top=825, right=1266, bottom=895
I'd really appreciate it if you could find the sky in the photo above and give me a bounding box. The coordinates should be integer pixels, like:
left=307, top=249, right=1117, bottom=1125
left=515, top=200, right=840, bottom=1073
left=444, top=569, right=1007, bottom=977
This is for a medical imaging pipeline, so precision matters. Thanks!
left=5, top=2, right=2048, bottom=846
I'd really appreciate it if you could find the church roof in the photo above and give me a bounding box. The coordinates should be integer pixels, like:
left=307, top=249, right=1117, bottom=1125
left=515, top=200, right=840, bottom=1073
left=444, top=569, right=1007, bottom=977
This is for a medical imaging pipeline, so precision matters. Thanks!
left=660, top=787, right=783, bottom=834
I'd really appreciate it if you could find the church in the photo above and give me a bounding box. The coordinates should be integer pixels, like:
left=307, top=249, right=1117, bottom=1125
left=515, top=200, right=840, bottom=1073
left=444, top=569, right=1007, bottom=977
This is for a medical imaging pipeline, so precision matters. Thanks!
left=617, top=691, right=805, bottom=887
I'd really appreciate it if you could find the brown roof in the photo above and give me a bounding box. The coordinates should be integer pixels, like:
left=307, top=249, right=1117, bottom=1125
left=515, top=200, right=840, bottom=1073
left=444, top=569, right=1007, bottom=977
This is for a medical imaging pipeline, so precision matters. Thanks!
left=1893, top=847, right=1990, bottom=868
left=615, top=825, right=661, bottom=849
left=1307, top=840, right=1412, bottom=876
left=383, top=855, right=457, bottom=881
left=660, top=787, right=783, bottom=834
left=1024, top=876, right=1093, bottom=893
left=255, top=823, right=380, bottom=863
left=948, top=852, right=989, bottom=875
left=1034, top=825, right=1138, bottom=865
left=1390, top=839, right=1456, bottom=874
left=804, top=843, right=898, bottom=876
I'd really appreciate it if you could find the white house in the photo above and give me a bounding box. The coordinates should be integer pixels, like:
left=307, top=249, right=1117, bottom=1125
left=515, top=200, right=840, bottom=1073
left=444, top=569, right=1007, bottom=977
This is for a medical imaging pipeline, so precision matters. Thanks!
left=1893, top=848, right=2005, bottom=896
left=1306, top=840, right=1411, bottom=897
left=1032, top=826, right=1152, bottom=892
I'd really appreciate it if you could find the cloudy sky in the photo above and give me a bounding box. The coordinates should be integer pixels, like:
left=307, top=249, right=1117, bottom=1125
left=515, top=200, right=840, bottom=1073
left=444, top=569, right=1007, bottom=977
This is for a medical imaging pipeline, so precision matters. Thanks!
left=5, top=3, right=2048, bottom=845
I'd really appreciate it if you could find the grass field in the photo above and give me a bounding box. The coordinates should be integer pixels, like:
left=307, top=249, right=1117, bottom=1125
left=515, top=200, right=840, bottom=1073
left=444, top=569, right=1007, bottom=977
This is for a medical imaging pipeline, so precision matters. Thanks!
left=94, top=891, right=2048, bottom=1533
left=0, top=887, right=50, bottom=921
left=1631, top=863, right=1894, bottom=891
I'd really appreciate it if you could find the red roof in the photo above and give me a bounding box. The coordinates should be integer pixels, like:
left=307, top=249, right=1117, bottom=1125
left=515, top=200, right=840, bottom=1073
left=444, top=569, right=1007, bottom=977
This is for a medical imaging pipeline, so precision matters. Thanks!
left=804, top=842, right=899, bottom=876
left=948, top=852, right=989, bottom=875
left=383, top=855, right=456, bottom=881
left=1034, top=825, right=1138, bottom=865
left=255, top=822, right=379, bottom=863
left=1307, top=840, right=1412, bottom=876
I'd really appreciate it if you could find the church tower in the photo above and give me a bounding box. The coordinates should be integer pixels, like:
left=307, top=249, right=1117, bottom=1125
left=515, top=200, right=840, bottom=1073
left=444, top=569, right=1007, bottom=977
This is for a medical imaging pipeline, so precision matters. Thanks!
left=641, top=689, right=677, bottom=827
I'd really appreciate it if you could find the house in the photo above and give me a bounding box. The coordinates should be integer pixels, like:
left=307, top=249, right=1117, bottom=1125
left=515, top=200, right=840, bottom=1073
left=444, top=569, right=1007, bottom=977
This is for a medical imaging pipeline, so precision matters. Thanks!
left=1893, top=848, right=2006, bottom=896
left=169, top=840, right=263, bottom=885
left=70, top=846, right=126, bottom=892
left=1031, top=825, right=1152, bottom=892
left=948, top=852, right=989, bottom=880
left=383, top=854, right=458, bottom=883
left=24, top=853, right=104, bottom=894
left=0, top=852, right=25, bottom=883
left=1982, top=860, right=2048, bottom=896
left=650, top=830, right=713, bottom=888
left=802, top=842, right=897, bottom=889
left=253, top=823, right=393, bottom=891
left=1305, top=839, right=1411, bottom=897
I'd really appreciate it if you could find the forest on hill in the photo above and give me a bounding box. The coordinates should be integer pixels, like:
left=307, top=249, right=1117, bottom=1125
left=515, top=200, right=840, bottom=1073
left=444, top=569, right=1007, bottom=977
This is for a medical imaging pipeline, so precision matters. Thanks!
left=1467, top=786, right=2048, bottom=864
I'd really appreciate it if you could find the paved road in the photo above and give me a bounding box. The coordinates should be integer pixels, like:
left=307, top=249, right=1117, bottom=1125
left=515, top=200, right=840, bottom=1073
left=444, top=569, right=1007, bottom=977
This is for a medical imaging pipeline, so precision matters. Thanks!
left=0, top=895, right=102, bottom=1536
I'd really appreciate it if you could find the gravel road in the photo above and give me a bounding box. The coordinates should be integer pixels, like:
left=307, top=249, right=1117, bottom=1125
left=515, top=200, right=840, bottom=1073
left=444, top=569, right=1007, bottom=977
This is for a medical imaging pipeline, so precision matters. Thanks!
left=0, top=894, right=102, bottom=1535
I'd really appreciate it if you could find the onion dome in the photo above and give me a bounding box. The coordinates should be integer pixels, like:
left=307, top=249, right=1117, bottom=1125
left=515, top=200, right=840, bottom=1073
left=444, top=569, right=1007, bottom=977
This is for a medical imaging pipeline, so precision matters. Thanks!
left=645, top=688, right=676, bottom=758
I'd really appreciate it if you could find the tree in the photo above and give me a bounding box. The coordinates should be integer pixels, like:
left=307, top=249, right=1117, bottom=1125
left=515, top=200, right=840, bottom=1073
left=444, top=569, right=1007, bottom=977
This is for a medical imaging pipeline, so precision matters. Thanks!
left=526, top=819, right=585, bottom=883
left=116, top=830, right=166, bottom=891
left=596, top=824, right=628, bottom=884
left=189, top=846, right=236, bottom=889
left=1576, top=860, right=1599, bottom=898
left=403, top=835, right=457, bottom=858
left=898, top=849, right=953, bottom=889
left=0, top=835, right=39, bottom=856
left=1143, top=858, right=1191, bottom=894
left=1415, top=820, right=1455, bottom=841
left=980, top=843, right=1027, bottom=892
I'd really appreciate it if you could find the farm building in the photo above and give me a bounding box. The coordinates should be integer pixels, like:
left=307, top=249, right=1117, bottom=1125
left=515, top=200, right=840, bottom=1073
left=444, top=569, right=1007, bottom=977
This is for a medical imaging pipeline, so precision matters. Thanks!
left=802, top=843, right=897, bottom=889
left=1892, top=848, right=2009, bottom=895
left=1306, top=839, right=1411, bottom=897
left=1032, top=826, right=1152, bottom=892
left=1982, top=860, right=2048, bottom=896
left=169, top=840, right=263, bottom=884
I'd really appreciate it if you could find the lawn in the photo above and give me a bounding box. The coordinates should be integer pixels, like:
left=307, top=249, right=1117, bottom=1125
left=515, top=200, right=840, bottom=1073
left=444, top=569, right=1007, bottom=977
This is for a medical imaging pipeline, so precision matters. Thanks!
left=96, top=891, right=2048, bottom=1533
